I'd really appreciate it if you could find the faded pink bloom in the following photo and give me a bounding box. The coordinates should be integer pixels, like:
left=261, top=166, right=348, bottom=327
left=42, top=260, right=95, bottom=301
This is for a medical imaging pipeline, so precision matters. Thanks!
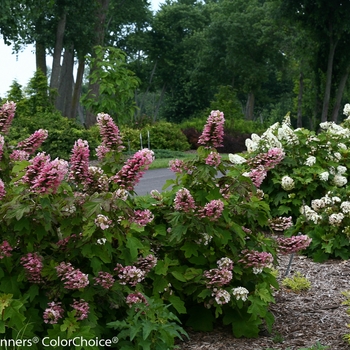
left=30, top=158, right=68, bottom=194
left=0, top=101, right=16, bottom=134
left=198, top=110, right=225, bottom=148
left=132, top=209, right=154, bottom=227
left=217, top=257, right=233, bottom=270
left=112, top=148, right=154, bottom=191
left=0, top=135, right=4, bottom=161
left=85, top=166, right=109, bottom=193
left=248, top=147, right=285, bottom=171
left=56, top=262, right=89, bottom=290
left=43, top=301, right=65, bottom=324
left=56, top=233, right=82, bottom=249
left=16, top=129, right=48, bottom=155
left=198, top=199, right=224, bottom=221
left=114, top=263, right=145, bottom=287
left=96, top=113, right=124, bottom=160
left=10, top=150, right=30, bottom=161
left=95, top=214, right=113, bottom=230
left=0, top=241, right=12, bottom=258
left=55, top=262, right=74, bottom=277
left=21, top=152, right=50, bottom=185
left=0, top=178, right=5, bottom=200
left=205, top=151, right=221, bottom=167
left=169, top=159, right=195, bottom=175
left=21, top=252, right=43, bottom=283
left=135, top=254, right=158, bottom=274
left=247, top=165, right=267, bottom=188
left=174, top=188, right=197, bottom=212
left=203, top=268, right=232, bottom=288
left=213, top=289, right=231, bottom=305
left=277, top=235, right=312, bottom=255
left=94, top=271, right=115, bottom=289
left=126, top=292, right=148, bottom=306
left=69, top=139, right=90, bottom=184
left=269, top=216, right=293, bottom=231
left=71, top=299, right=89, bottom=320
left=238, top=250, right=273, bottom=271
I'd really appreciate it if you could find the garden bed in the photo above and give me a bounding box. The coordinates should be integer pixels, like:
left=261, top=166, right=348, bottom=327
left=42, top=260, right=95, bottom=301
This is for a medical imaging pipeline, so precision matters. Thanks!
left=179, top=254, right=350, bottom=350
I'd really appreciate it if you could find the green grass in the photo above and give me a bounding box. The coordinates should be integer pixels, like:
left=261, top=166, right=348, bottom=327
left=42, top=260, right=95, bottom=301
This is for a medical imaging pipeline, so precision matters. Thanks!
left=148, top=149, right=229, bottom=169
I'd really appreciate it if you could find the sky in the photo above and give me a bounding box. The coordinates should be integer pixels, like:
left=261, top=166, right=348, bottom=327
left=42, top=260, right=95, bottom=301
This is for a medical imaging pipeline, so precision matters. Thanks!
left=0, top=0, right=163, bottom=97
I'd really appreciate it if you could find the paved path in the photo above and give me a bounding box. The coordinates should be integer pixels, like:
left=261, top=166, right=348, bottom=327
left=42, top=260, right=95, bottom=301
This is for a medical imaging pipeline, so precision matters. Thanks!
left=134, top=168, right=176, bottom=196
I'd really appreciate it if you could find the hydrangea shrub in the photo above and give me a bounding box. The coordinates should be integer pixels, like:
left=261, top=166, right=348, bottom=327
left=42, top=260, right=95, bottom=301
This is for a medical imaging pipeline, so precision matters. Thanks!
left=0, top=104, right=309, bottom=347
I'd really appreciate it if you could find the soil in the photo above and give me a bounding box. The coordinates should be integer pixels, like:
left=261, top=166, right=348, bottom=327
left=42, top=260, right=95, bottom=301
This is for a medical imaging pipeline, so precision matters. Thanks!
left=178, top=254, right=350, bottom=350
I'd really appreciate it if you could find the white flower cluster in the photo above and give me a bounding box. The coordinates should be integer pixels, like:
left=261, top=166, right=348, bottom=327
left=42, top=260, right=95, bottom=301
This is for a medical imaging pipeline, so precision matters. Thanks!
left=319, top=121, right=350, bottom=137
left=333, top=174, right=347, bottom=187
left=232, top=287, right=249, bottom=301
left=329, top=213, right=344, bottom=226
left=344, top=103, right=350, bottom=117
left=304, top=155, right=316, bottom=166
left=195, top=232, right=212, bottom=245
left=281, top=176, right=295, bottom=191
left=277, top=123, right=299, bottom=145
left=228, top=153, right=247, bottom=164
left=340, top=201, right=350, bottom=214
left=302, top=205, right=322, bottom=224
left=213, top=289, right=231, bottom=305
left=319, top=171, right=329, bottom=181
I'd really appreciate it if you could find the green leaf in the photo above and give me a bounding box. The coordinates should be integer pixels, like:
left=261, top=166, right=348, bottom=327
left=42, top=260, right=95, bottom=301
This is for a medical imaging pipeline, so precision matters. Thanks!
left=168, top=295, right=186, bottom=314
left=180, top=241, right=198, bottom=258
left=126, top=236, right=144, bottom=261
left=171, top=271, right=187, bottom=282
left=142, top=319, right=155, bottom=340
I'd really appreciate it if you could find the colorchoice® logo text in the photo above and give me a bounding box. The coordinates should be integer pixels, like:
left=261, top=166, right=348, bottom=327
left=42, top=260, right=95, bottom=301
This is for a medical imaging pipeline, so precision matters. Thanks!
left=0, top=336, right=119, bottom=347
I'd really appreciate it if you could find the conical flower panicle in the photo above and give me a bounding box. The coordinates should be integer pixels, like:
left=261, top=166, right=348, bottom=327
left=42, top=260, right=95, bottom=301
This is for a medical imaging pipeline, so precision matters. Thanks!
left=198, top=110, right=225, bottom=148
left=0, top=101, right=16, bottom=134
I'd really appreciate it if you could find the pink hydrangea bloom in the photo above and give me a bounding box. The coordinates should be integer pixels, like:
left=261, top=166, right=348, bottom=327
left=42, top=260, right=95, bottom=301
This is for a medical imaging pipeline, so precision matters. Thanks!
left=135, top=254, right=158, bottom=274
left=114, top=263, right=145, bottom=287
left=0, top=178, right=5, bottom=200
left=277, top=235, right=312, bottom=255
left=247, top=165, right=267, bottom=188
left=0, top=101, right=16, bottom=134
left=0, top=241, right=12, bottom=259
left=21, top=152, right=50, bottom=185
left=95, top=113, right=124, bottom=160
left=203, top=268, right=232, bottom=288
left=174, top=188, right=197, bottom=212
left=95, top=214, right=113, bottom=230
left=269, top=216, right=293, bottom=231
left=112, top=148, right=154, bottom=191
left=0, top=135, right=4, bottom=161
left=69, top=139, right=90, bottom=184
left=43, top=302, right=65, bottom=324
left=94, top=271, right=115, bottom=289
left=198, top=110, right=225, bottom=148
left=238, top=250, right=274, bottom=271
left=248, top=147, right=285, bottom=171
left=205, top=151, right=222, bottom=167
left=71, top=299, right=89, bottom=320
left=169, top=159, right=195, bottom=175
left=198, top=199, right=224, bottom=221
left=16, top=129, right=48, bottom=155
left=9, top=150, right=30, bottom=161
left=55, top=262, right=89, bottom=290
left=126, top=292, right=148, bottom=306
left=132, top=209, right=154, bottom=227
left=20, top=252, right=43, bottom=283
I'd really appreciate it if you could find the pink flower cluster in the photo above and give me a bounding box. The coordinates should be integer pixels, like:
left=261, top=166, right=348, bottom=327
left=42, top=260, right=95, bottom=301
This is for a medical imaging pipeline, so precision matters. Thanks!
left=0, top=241, right=12, bottom=259
left=247, top=165, right=267, bottom=188
left=84, top=166, right=109, bottom=193
left=69, top=139, right=90, bottom=184
left=198, top=199, right=224, bottom=221
left=0, top=101, right=16, bottom=134
left=94, top=271, right=115, bottom=289
left=269, top=216, right=293, bottom=231
left=198, top=110, right=225, bottom=148
left=169, top=159, right=195, bottom=175
left=174, top=188, right=196, bottom=212
left=56, top=233, right=82, bottom=249
left=132, top=209, right=154, bottom=227
left=114, top=264, right=145, bottom=287
left=248, top=148, right=285, bottom=170
left=112, top=148, right=154, bottom=191
left=276, top=235, right=312, bottom=255
left=205, top=151, right=222, bottom=167
left=135, top=254, right=158, bottom=274
left=0, top=135, right=4, bottom=161
left=126, top=292, right=148, bottom=306
left=238, top=250, right=273, bottom=272
left=71, top=299, right=89, bottom=320
left=203, top=268, right=232, bottom=288
left=96, top=113, right=124, bottom=160
left=21, top=153, right=68, bottom=194
left=43, top=301, right=65, bottom=324
left=0, top=178, right=5, bottom=200
left=14, top=129, right=48, bottom=157
left=56, top=262, right=89, bottom=290
left=20, top=252, right=43, bottom=283
left=9, top=150, right=30, bottom=161
left=95, top=214, right=113, bottom=230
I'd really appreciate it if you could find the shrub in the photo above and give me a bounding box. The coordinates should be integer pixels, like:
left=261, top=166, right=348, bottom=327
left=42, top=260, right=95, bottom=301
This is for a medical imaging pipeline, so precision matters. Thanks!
left=0, top=104, right=310, bottom=347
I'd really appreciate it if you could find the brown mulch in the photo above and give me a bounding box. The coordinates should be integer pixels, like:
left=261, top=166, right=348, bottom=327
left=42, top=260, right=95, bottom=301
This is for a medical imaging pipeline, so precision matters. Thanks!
left=178, top=254, right=350, bottom=350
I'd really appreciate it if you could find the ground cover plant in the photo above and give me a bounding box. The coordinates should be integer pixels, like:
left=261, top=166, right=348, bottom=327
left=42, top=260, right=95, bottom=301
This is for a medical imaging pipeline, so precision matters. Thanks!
left=0, top=103, right=312, bottom=348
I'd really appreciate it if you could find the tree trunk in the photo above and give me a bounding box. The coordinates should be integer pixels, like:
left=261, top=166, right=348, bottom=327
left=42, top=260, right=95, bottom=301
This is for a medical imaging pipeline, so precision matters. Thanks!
left=69, top=57, right=85, bottom=121
left=245, top=91, right=255, bottom=120
left=55, top=46, right=74, bottom=116
left=85, top=0, right=110, bottom=128
left=331, top=64, right=350, bottom=123
left=297, top=71, right=303, bottom=128
left=320, top=32, right=338, bottom=122
left=50, top=13, right=67, bottom=92
left=35, top=41, right=47, bottom=77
